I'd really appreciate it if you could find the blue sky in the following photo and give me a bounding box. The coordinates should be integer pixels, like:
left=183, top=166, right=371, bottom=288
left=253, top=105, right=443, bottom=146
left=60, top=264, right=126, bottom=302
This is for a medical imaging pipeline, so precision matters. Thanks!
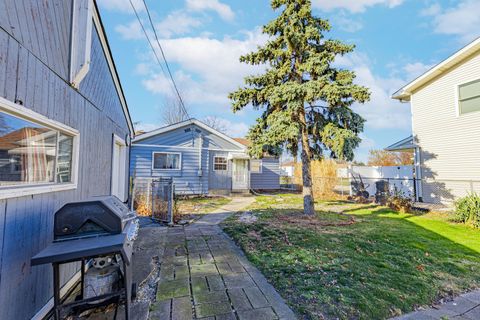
left=97, top=0, right=480, bottom=162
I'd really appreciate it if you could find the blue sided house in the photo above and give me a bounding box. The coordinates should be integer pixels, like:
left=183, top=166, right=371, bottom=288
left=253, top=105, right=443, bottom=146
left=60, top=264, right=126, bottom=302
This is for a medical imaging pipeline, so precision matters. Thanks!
left=130, top=119, right=280, bottom=195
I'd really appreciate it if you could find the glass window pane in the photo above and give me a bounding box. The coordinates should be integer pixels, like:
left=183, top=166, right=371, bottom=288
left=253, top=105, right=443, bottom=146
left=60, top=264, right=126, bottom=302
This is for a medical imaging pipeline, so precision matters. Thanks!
left=460, top=96, right=480, bottom=114
left=214, top=157, right=227, bottom=171
left=0, top=112, right=59, bottom=186
left=57, top=134, right=73, bottom=183
left=459, top=79, right=480, bottom=101
left=153, top=153, right=180, bottom=169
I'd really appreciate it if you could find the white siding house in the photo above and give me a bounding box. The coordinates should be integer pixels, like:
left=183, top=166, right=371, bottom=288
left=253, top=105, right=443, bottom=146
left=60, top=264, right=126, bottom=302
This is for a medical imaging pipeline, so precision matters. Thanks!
left=392, top=37, right=480, bottom=204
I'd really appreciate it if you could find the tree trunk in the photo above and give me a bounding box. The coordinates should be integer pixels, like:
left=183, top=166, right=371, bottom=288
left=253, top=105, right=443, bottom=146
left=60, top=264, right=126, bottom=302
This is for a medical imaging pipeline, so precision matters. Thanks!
left=300, top=117, right=315, bottom=215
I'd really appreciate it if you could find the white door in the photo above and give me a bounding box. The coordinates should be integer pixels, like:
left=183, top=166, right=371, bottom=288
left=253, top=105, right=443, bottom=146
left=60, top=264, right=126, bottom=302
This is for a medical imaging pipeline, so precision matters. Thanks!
left=232, top=159, right=249, bottom=190
left=111, top=135, right=128, bottom=201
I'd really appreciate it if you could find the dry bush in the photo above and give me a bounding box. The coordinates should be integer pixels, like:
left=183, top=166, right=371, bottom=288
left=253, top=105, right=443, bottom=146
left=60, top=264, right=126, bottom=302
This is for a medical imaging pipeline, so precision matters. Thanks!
left=294, top=159, right=341, bottom=200
left=133, top=193, right=151, bottom=216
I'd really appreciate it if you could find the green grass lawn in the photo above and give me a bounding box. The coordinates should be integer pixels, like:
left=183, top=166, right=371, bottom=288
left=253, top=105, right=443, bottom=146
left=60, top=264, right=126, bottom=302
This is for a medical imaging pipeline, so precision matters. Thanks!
left=221, top=193, right=480, bottom=320
left=176, top=196, right=232, bottom=217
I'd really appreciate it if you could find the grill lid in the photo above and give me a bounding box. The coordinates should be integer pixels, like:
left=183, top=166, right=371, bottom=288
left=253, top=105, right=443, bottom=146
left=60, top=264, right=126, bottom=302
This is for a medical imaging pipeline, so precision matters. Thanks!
left=54, top=196, right=135, bottom=240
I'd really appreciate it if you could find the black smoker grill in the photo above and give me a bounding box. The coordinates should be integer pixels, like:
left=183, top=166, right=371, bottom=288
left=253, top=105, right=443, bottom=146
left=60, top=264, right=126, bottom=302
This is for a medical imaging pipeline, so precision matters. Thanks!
left=31, top=196, right=139, bottom=320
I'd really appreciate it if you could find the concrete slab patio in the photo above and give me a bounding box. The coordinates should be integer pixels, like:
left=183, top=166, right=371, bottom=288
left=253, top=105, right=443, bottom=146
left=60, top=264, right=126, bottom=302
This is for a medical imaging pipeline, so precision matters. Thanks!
left=149, top=197, right=297, bottom=320
left=392, top=290, right=480, bottom=320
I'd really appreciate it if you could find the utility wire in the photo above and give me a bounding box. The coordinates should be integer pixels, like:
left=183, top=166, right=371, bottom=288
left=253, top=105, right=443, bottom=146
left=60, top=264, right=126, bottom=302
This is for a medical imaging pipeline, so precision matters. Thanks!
left=128, top=0, right=190, bottom=120
left=141, top=0, right=190, bottom=120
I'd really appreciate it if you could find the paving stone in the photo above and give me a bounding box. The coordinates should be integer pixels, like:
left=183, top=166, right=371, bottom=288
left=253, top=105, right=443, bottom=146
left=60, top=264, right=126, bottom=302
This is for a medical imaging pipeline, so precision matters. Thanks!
left=172, top=296, right=193, bottom=320
left=190, top=263, right=219, bottom=276
left=237, top=307, right=278, bottom=320
left=464, top=305, right=480, bottom=320
left=193, top=290, right=229, bottom=305
left=175, top=265, right=190, bottom=280
left=462, top=290, right=480, bottom=304
left=159, top=265, right=175, bottom=281
left=244, top=287, right=270, bottom=309
left=149, top=300, right=171, bottom=320
left=228, top=288, right=252, bottom=311
left=190, top=252, right=215, bottom=265
left=191, top=276, right=209, bottom=294
left=442, top=297, right=479, bottom=314
left=157, top=278, right=190, bottom=300
left=195, top=301, right=232, bottom=318
left=206, top=275, right=225, bottom=291
left=165, top=255, right=188, bottom=267
left=223, top=273, right=256, bottom=289
left=214, top=313, right=237, bottom=320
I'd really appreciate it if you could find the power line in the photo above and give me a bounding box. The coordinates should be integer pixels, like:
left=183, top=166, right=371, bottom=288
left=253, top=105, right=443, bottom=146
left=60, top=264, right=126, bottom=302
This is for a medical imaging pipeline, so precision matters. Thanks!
left=128, top=0, right=190, bottom=120
left=142, top=0, right=190, bottom=119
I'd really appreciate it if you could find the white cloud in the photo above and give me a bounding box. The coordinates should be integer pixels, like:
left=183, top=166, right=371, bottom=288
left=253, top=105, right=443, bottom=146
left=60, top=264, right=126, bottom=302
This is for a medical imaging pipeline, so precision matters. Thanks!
left=135, top=122, right=160, bottom=132
left=186, top=0, right=235, bottom=21
left=205, top=117, right=249, bottom=137
left=332, top=13, right=363, bottom=32
left=312, top=0, right=403, bottom=13
left=155, top=11, right=203, bottom=38
left=402, top=62, right=433, bottom=80
left=141, top=28, right=269, bottom=106
left=336, top=53, right=412, bottom=130
left=97, top=0, right=143, bottom=13
left=115, top=20, right=144, bottom=40
left=422, top=1, right=480, bottom=43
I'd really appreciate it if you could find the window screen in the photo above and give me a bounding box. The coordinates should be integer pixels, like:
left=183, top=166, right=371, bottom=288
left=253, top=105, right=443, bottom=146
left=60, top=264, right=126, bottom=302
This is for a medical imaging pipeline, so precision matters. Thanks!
left=459, top=79, right=480, bottom=115
left=153, top=153, right=181, bottom=170
left=250, top=160, right=262, bottom=173
left=0, top=111, right=74, bottom=186
left=214, top=156, right=227, bottom=171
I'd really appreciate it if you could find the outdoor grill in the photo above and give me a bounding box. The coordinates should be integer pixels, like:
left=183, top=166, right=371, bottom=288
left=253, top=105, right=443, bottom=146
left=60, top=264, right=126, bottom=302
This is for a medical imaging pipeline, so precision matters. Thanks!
left=31, top=196, right=139, bottom=320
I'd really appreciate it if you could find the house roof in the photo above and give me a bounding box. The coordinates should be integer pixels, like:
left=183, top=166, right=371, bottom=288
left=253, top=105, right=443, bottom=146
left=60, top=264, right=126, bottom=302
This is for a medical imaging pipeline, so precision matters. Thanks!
left=392, top=37, right=480, bottom=101
left=233, top=138, right=250, bottom=147
left=133, top=118, right=247, bottom=150
left=385, top=135, right=416, bottom=152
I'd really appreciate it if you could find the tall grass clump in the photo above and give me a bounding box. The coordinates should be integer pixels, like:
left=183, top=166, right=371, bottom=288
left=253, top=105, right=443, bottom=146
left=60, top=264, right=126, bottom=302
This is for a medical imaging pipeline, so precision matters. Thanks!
left=454, top=193, right=480, bottom=228
left=294, top=159, right=340, bottom=200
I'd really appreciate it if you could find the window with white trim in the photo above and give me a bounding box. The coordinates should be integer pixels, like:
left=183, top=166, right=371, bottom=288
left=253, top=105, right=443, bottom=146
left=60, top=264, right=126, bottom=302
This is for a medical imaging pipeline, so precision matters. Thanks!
left=458, top=79, right=480, bottom=115
left=153, top=152, right=181, bottom=170
left=250, top=160, right=262, bottom=173
left=0, top=111, right=75, bottom=187
left=214, top=156, right=227, bottom=171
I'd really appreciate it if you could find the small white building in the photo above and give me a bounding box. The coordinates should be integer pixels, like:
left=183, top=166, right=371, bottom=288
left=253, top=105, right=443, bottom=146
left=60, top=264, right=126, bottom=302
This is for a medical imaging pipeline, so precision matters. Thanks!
left=391, top=37, right=480, bottom=204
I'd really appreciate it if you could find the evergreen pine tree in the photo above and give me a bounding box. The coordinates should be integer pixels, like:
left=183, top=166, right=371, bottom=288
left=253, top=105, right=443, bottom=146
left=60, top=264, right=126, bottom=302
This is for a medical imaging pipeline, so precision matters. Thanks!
left=229, top=0, right=370, bottom=215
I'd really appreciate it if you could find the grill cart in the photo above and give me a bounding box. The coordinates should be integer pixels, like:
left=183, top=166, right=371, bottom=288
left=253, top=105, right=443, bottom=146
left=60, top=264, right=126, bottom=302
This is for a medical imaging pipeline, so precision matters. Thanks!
left=31, top=196, right=139, bottom=320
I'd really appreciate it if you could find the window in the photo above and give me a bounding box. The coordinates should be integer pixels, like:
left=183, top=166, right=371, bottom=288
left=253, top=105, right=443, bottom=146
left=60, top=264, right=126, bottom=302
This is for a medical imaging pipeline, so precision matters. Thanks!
left=458, top=79, right=480, bottom=115
left=250, top=160, right=262, bottom=173
left=153, top=152, right=181, bottom=170
left=0, top=109, right=75, bottom=188
left=214, top=156, right=227, bottom=171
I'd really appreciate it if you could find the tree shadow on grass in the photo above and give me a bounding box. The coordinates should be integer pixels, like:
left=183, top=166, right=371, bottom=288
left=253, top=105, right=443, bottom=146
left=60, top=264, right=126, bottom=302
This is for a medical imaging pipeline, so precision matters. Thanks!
left=223, top=204, right=480, bottom=320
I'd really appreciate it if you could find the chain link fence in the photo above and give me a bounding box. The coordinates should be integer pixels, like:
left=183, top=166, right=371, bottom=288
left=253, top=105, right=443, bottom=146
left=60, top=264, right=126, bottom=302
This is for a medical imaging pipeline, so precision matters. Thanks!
left=131, top=177, right=174, bottom=225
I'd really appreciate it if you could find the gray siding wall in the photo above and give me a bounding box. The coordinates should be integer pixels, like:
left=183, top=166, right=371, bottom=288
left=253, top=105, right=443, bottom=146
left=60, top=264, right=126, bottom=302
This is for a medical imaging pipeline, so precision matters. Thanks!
left=208, top=151, right=232, bottom=191
left=130, top=145, right=209, bottom=195
left=0, top=5, right=130, bottom=319
left=251, top=158, right=280, bottom=190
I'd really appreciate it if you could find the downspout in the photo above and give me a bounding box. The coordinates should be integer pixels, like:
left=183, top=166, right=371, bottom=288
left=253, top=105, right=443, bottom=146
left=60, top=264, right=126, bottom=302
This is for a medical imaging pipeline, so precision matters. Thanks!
left=197, top=133, right=203, bottom=195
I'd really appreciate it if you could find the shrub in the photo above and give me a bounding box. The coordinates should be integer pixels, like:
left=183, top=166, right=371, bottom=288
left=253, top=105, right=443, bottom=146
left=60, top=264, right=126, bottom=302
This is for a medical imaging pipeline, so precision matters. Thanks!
left=454, top=193, right=480, bottom=228
left=386, top=187, right=412, bottom=213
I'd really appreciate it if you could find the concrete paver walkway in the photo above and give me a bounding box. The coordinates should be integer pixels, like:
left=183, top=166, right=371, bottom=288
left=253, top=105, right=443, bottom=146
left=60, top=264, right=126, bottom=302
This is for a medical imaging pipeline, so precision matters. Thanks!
left=392, top=290, right=480, bottom=320
left=149, top=197, right=296, bottom=320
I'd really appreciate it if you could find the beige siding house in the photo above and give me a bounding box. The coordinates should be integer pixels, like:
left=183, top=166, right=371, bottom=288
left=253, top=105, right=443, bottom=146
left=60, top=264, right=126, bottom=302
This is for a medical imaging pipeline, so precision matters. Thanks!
left=392, top=37, right=480, bottom=204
